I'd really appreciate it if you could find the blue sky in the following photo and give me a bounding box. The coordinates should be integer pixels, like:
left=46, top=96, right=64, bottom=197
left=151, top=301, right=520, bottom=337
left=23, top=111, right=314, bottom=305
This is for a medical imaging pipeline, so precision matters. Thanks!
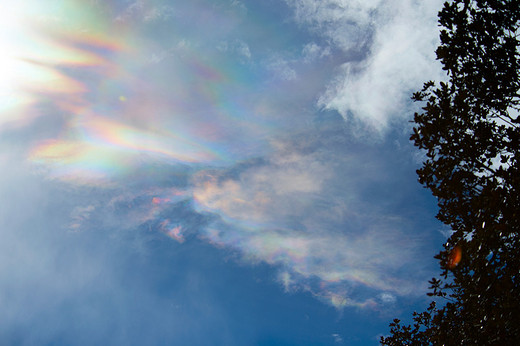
left=1, top=0, right=448, bottom=344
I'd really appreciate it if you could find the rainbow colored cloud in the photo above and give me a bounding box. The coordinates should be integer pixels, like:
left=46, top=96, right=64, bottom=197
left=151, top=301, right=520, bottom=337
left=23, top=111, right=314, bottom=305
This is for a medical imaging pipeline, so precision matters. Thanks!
left=2, top=0, right=432, bottom=310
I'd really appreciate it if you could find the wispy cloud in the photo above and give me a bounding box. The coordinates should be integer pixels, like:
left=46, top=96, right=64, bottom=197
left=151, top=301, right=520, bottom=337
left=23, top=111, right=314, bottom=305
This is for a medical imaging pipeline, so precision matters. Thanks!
left=302, top=42, right=331, bottom=63
left=286, top=0, right=381, bottom=52
left=192, top=136, right=428, bottom=307
left=115, top=1, right=175, bottom=23
left=267, top=57, right=298, bottom=81
left=217, top=39, right=252, bottom=61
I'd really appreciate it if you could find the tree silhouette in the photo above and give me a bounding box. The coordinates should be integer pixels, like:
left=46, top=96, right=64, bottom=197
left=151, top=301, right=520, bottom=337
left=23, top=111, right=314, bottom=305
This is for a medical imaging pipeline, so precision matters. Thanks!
left=381, top=0, right=520, bottom=344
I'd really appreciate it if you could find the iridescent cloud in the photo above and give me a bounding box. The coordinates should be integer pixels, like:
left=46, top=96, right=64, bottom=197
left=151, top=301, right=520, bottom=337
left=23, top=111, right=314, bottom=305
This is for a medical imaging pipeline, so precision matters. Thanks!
left=1, top=2, right=244, bottom=181
left=192, top=140, right=426, bottom=308
left=3, top=0, right=437, bottom=310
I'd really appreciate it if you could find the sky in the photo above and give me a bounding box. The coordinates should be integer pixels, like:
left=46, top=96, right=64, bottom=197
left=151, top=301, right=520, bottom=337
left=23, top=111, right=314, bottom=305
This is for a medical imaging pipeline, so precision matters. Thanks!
left=0, top=0, right=448, bottom=344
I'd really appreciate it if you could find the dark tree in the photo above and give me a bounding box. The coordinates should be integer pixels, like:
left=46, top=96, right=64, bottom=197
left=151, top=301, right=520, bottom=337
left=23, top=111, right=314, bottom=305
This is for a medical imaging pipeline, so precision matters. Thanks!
left=381, top=0, right=520, bottom=344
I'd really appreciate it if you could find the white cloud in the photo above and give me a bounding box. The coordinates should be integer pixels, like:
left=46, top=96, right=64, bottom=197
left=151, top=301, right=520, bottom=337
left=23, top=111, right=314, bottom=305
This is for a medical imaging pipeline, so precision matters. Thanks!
left=332, top=333, right=344, bottom=344
left=237, top=41, right=252, bottom=59
left=302, top=42, right=331, bottom=63
left=379, top=292, right=397, bottom=304
left=287, top=0, right=382, bottom=51
left=287, top=0, right=445, bottom=133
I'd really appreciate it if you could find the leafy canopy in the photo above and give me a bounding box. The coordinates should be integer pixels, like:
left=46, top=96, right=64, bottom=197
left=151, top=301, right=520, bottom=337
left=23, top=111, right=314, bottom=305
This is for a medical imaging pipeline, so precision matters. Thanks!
left=381, top=0, right=520, bottom=344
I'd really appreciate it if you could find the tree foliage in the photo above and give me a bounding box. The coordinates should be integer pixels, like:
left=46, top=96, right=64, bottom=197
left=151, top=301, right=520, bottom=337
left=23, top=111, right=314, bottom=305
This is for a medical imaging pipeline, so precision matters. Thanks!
left=381, top=0, right=520, bottom=344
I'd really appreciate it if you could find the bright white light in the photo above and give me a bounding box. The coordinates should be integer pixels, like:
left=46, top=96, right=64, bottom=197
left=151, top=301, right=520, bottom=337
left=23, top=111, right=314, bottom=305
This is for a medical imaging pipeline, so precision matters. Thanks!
left=0, top=3, right=33, bottom=114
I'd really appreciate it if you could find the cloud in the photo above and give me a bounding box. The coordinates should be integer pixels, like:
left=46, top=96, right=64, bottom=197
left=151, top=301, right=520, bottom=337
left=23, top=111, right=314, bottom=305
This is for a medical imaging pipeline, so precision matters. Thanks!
left=287, top=0, right=444, bottom=132
left=2, top=0, right=441, bottom=318
left=69, top=205, right=95, bottom=231
left=193, top=138, right=334, bottom=224
left=217, top=39, right=252, bottom=60
left=332, top=333, right=344, bottom=344
left=379, top=292, right=397, bottom=304
left=302, top=42, right=331, bottom=63
left=192, top=134, right=429, bottom=308
left=0, top=161, right=229, bottom=344
left=115, top=1, right=175, bottom=23
left=286, top=0, right=381, bottom=52
left=268, top=57, right=298, bottom=81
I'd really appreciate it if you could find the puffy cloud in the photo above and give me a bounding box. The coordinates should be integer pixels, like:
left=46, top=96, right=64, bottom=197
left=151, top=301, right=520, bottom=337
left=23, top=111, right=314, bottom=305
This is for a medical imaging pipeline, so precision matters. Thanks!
left=287, top=0, right=445, bottom=132
left=379, top=292, right=397, bottom=304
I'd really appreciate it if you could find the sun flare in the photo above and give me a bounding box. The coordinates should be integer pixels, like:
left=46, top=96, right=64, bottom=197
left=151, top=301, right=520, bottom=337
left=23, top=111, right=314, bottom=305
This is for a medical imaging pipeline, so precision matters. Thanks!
left=0, top=3, right=35, bottom=116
